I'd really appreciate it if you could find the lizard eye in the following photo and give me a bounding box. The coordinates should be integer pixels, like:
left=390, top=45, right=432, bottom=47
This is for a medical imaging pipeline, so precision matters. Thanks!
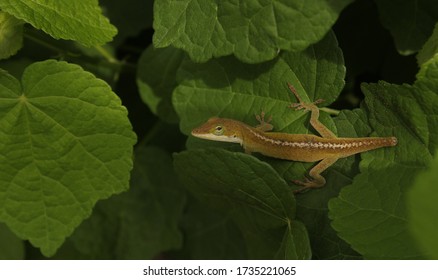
left=213, top=125, right=224, bottom=136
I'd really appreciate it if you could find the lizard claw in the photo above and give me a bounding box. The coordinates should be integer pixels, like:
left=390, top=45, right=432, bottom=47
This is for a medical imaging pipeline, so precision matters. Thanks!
left=288, top=102, right=306, bottom=111
left=314, top=98, right=324, bottom=105
left=255, top=111, right=272, bottom=124
left=289, top=100, right=321, bottom=112
left=287, top=82, right=324, bottom=111
left=292, top=176, right=313, bottom=186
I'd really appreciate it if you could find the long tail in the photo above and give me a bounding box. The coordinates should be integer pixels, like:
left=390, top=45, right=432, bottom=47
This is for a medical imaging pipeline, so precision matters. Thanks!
left=339, top=136, right=397, bottom=156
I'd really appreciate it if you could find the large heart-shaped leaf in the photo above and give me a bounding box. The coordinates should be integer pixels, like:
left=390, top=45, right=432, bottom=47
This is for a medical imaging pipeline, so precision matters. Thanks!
left=0, top=60, right=136, bottom=256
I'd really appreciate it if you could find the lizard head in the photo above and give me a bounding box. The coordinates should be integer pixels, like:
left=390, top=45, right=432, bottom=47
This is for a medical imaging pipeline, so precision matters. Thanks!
left=191, top=117, right=244, bottom=144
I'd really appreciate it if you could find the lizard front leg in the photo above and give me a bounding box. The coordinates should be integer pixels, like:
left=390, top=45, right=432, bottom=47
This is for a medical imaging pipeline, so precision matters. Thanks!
left=243, top=112, right=273, bottom=155
left=287, top=83, right=337, bottom=139
left=293, top=157, right=339, bottom=193
left=254, top=111, right=273, bottom=132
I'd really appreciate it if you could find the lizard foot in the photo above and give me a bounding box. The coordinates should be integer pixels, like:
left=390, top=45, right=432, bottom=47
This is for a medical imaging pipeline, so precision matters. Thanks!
left=288, top=99, right=324, bottom=111
left=287, top=82, right=324, bottom=111
left=255, top=111, right=273, bottom=132
left=292, top=177, right=322, bottom=194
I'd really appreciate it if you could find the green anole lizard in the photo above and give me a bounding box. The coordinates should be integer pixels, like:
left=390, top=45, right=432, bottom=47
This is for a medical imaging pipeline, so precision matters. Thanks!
left=191, top=83, right=397, bottom=193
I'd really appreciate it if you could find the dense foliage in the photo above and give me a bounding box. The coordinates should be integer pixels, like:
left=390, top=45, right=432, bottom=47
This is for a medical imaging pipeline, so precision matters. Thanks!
left=0, top=0, right=437, bottom=259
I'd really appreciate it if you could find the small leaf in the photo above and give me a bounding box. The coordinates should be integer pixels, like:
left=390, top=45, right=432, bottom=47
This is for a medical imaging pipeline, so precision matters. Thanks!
left=407, top=152, right=438, bottom=259
left=417, top=23, right=438, bottom=65
left=153, top=0, right=353, bottom=63
left=174, top=149, right=311, bottom=259
left=0, top=60, right=136, bottom=256
left=0, top=11, right=24, bottom=59
left=137, top=46, right=185, bottom=123
left=0, top=0, right=117, bottom=46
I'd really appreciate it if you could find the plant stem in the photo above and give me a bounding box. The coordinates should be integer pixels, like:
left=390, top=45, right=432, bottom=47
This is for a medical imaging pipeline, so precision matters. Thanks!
left=94, top=45, right=118, bottom=64
left=321, top=107, right=340, bottom=115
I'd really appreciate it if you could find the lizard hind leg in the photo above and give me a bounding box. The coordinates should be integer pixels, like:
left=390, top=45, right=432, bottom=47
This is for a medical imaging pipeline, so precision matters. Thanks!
left=292, top=157, right=338, bottom=194
left=287, top=82, right=337, bottom=139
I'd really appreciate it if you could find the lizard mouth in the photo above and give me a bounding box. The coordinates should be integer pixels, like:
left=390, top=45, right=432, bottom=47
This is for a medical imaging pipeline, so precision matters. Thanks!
left=191, top=131, right=242, bottom=144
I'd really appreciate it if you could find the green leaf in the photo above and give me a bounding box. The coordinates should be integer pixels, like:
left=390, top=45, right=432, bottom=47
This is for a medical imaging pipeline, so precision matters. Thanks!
left=0, top=0, right=117, bottom=47
left=0, top=223, right=24, bottom=259
left=418, top=23, right=438, bottom=65
left=0, top=60, right=136, bottom=256
left=137, top=46, right=185, bottom=123
left=0, top=11, right=24, bottom=60
left=154, top=0, right=353, bottom=63
left=174, top=149, right=311, bottom=259
left=329, top=54, right=438, bottom=259
left=329, top=167, right=425, bottom=259
left=67, top=145, right=185, bottom=259
left=375, top=0, right=438, bottom=55
left=174, top=31, right=344, bottom=135
left=408, top=152, right=438, bottom=259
